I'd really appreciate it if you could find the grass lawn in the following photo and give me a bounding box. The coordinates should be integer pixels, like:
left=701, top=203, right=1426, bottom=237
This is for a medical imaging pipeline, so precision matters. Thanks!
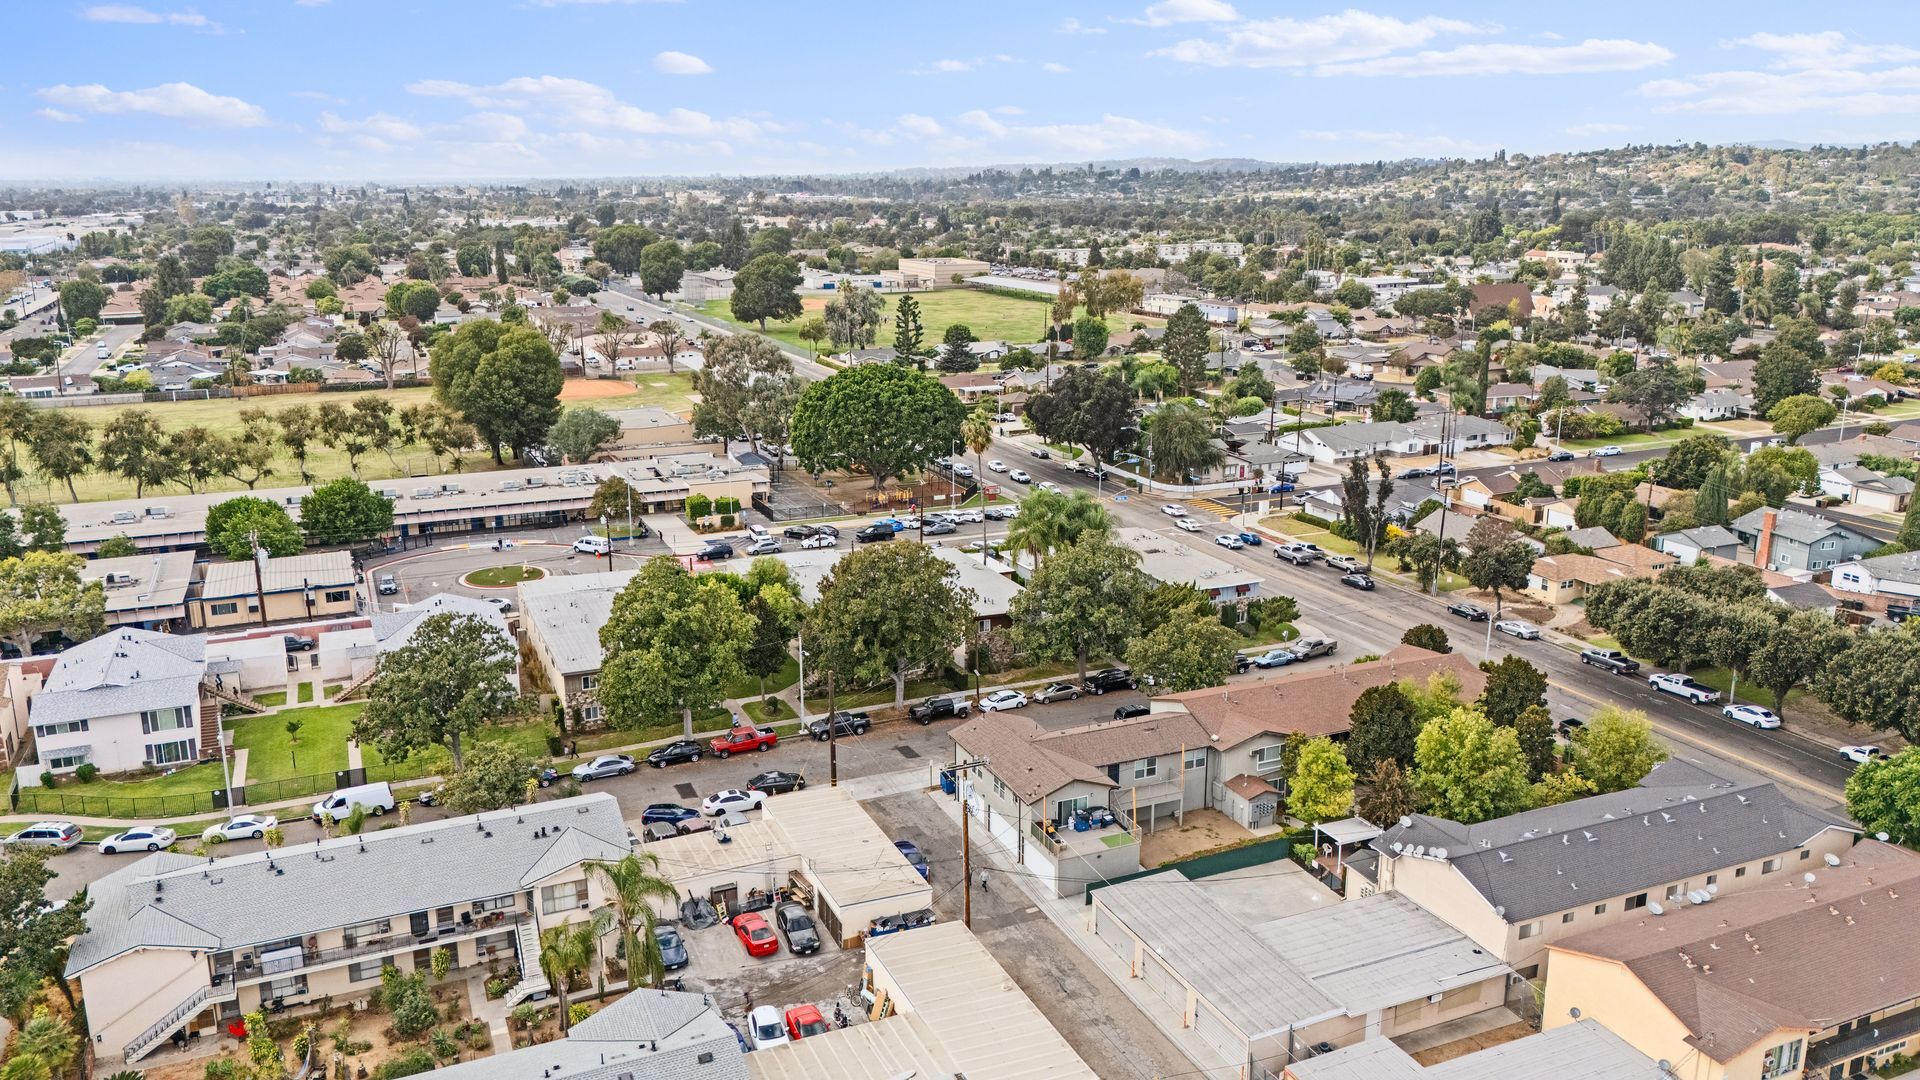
left=1262, top=516, right=1471, bottom=591
left=1236, top=621, right=1301, bottom=648
left=1560, top=430, right=1692, bottom=451
left=253, top=690, right=289, bottom=707
left=465, top=565, right=547, bottom=587
left=297, top=683, right=315, bottom=703
left=1679, top=666, right=1814, bottom=713
left=18, top=373, right=699, bottom=506
left=236, top=704, right=361, bottom=782
left=741, top=698, right=796, bottom=724
left=831, top=671, right=969, bottom=710
left=725, top=656, right=799, bottom=700
left=697, top=290, right=1150, bottom=357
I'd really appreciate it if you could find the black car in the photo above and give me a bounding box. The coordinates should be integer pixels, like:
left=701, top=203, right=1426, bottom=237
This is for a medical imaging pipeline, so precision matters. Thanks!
left=923, top=520, right=956, bottom=536
left=784, top=525, right=820, bottom=539
left=747, top=770, right=806, bottom=795
left=1447, top=601, right=1489, bottom=621
left=1545, top=449, right=1575, bottom=462
left=283, top=634, right=316, bottom=652
left=775, top=902, right=820, bottom=954
left=1113, top=703, right=1150, bottom=720
left=696, top=542, right=734, bottom=561
left=646, top=740, right=704, bottom=768
left=1029, top=448, right=1050, bottom=459
left=1556, top=716, right=1586, bottom=737
left=855, top=523, right=895, bottom=543
left=1081, top=668, right=1137, bottom=695
left=1340, top=573, right=1376, bottom=590
left=653, top=924, right=689, bottom=970
left=1233, top=653, right=1255, bottom=674
left=807, top=710, right=873, bottom=740
left=909, top=695, right=972, bottom=724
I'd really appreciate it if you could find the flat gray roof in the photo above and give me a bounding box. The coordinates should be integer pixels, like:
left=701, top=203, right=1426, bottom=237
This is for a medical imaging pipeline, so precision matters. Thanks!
left=199, top=550, right=355, bottom=598
left=81, top=550, right=196, bottom=618
left=1289, top=1020, right=1653, bottom=1080
left=518, top=568, right=636, bottom=676
left=1115, top=527, right=1262, bottom=595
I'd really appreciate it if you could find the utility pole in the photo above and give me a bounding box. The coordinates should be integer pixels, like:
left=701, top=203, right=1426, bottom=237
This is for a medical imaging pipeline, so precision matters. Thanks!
left=826, top=672, right=837, bottom=788
left=947, top=757, right=991, bottom=929
left=250, top=531, right=269, bottom=626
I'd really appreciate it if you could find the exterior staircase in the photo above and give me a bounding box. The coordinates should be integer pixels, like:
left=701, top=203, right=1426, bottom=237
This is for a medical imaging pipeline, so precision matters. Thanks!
left=330, top=660, right=381, bottom=702
left=500, top=918, right=550, bottom=1006
left=123, top=978, right=237, bottom=1064
left=202, top=677, right=268, bottom=714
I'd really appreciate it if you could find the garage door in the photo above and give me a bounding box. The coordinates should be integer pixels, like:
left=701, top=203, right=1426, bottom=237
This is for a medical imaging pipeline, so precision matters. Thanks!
left=1095, top=906, right=1134, bottom=968
left=1194, top=1002, right=1247, bottom=1073
left=1142, top=953, right=1183, bottom=1012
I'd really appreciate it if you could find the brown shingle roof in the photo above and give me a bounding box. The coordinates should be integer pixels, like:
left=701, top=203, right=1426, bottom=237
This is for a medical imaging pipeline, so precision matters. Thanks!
left=1155, top=645, right=1486, bottom=750
left=1591, top=543, right=1679, bottom=573
left=1550, top=840, right=1920, bottom=1063
left=1035, top=712, right=1213, bottom=768
left=1531, top=553, right=1657, bottom=587
left=950, top=713, right=1116, bottom=804
left=1224, top=774, right=1279, bottom=800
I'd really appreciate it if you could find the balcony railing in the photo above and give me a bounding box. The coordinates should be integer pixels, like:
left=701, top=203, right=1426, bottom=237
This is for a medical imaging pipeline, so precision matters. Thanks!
left=224, top=911, right=528, bottom=985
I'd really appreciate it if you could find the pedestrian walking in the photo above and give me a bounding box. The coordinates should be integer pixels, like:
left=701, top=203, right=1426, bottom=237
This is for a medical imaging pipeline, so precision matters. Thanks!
left=744, top=989, right=753, bottom=1013
left=977, top=868, right=989, bottom=893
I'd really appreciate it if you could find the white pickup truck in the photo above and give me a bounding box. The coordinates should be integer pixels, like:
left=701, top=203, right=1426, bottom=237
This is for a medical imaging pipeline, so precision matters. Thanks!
left=1648, top=672, right=1722, bottom=704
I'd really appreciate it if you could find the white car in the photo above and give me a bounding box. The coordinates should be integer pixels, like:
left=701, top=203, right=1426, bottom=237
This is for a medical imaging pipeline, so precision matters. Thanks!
left=987, top=460, right=1008, bottom=473
left=952, top=463, right=975, bottom=478
left=980, top=689, right=1029, bottom=712
left=747, top=1005, right=790, bottom=1051
left=1009, top=469, right=1033, bottom=483
left=1494, top=619, right=1540, bottom=640
left=483, top=596, right=512, bottom=612
left=799, top=533, right=837, bottom=549
left=1214, top=534, right=1244, bottom=549
left=99, top=825, right=177, bottom=854
left=1037, top=480, right=1063, bottom=494
left=701, top=788, right=769, bottom=816
left=1840, top=745, right=1885, bottom=765
left=202, top=814, right=277, bottom=842
left=955, top=509, right=985, bottom=524
left=1175, top=517, right=1202, bottom=532
left=1723, top=704, right=1783, bottom=730
left=1162, top=504, right=1187, bottom=517
left=1648, top=672, right=1722, bottom=704
left=1591, top=445, right=1624, bottom=457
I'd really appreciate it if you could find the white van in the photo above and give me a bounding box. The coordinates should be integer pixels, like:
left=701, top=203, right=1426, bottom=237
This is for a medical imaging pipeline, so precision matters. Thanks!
left=745, top=524, right=771, bottom=543
left=96, top=342, right=110, bottom=361
left=311, top=781, right=396, bottom=823
left=572, top=535, right=612, bottom=555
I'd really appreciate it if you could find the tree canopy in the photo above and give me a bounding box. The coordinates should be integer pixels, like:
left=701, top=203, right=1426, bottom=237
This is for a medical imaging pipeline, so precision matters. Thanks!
left=429, top=318, right=564, bottom=464
left=299, top=478, right=394, bottom=546
left=804, top=543, right=973, bottom=706
left=599, top=557, right=755, bottom=736
left=355, top=612, right=520, bottom=770
left=789, top=364, right=965, bottom=490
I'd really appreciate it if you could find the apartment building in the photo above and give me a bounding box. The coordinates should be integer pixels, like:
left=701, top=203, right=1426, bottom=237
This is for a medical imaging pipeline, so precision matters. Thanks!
left=70, top=794, right=632, bottom=1067
left=26, top=628, right=218, bottom=776
left=187, top=551, right=360, bottom=629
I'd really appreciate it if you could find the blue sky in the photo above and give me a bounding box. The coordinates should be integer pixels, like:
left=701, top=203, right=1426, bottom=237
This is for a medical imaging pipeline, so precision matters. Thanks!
left=3, top=1, right=1918, bottom=181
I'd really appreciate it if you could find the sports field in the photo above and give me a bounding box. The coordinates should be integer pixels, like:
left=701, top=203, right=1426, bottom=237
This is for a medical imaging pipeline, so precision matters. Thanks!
left=698, top=288, right=1152, bottom=357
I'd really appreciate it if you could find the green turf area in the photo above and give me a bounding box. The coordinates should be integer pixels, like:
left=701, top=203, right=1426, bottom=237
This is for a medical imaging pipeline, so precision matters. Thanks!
left=1102, top=833, right=1137, bottom=848
left=697, top=290, right=1150, bottom=358
left=741, top=698, right=797, bottom=724
left=465, top=565, right=547, bottom=587
left=725, top=656, right=799, bottom=700
left=236, top=703, right=361, bottom=781
left=253, top=690, right=289, bottom=707
left=1237, top=621, right=1300, bottom=648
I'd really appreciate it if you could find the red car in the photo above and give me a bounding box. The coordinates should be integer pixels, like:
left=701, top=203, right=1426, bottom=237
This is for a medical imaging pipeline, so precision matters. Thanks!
left=710, top=725, right=778, bottom=758
left=733, top=912, right=779, bottom=957
left=785, top=1004, right=829, bottom=1040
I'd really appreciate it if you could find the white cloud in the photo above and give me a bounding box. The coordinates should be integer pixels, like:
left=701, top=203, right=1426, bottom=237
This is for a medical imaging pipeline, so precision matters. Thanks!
left=1043, top=62, right=1072, bottom=73
left=887, top=110, right=1206, bottom=160
left=35, top=81, right=267, bottom=127
left=81, top=4, right=223, bottom=31
left=991, top=105, right=1025, bottom=115
left=35, top=108, right=82, bottom=123
left=1319, top=38, right=1673, bottom=77
left=1730, top=31, right=1920, bottom=71
left=1155, top=11, right=1479, bottom=69
left=653, top=50, right=713, bottom=75
left=318, top=111, right=424, bottom=151
left=406, top=75, right=764, bottom=138
left=1299, top=128, right=1493, bottom=158
left=897, top=113, right=945, bottom=137
left=1123, top=0, right=1238, bottom=28
left=290, top=89, right=348, bottom=104
left=1641, top=64, right=1920, bottom=116
left=920, top=58, right=975, bottom=74
left=1565, top=121, right=1629, bottom=136
left=1057, top=17, right=1104, bottom=35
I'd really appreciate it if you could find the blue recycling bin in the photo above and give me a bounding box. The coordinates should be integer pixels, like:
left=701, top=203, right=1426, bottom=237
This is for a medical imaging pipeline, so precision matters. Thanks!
left=939, top=770, right=956, bottom=795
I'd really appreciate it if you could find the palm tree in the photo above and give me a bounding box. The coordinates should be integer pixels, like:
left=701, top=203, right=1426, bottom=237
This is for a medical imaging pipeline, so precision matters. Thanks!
left=540, top=910, right=609, bottom=1033
left=1005, top=488, right=1067, bottom=570
left=1142, top=401, right=1225, bottom=482
left=1058, top=492, right=1113, bottom=545
left=960, top=405, right=995, bottom=561
left=585, top=853, right=678, bottom=991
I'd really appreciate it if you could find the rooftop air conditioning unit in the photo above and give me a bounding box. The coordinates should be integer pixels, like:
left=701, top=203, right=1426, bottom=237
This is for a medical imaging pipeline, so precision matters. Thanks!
left=412, top=487, right=437, bottom=499
left=103, top=572, right=135, bottom=588
left=524, top=477, right=546, bottom=489
left=500, top=481, right=523, bottom=492
left=144, top=506, right=170, bottom=519
left=110, top=511, right=138, bottom=524
left=440, top=484, right=463, bottom=495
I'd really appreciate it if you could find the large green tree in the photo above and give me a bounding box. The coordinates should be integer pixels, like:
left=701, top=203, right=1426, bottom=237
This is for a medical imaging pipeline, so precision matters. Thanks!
left=789, top=364, right=965, bottom=490
left=1288, top=737, right=1356, bottom=823
left=1814, top=625, right=1920, bottom=742
left=691, top=332, right=799, bottom=458
left=728, top=254, right=804, bottom=330
left=0, top=552, right=104, bottom=657
left=430, top=318, right=564, bottom=464
left=1025, top=368, right=1139, bottom=466
left=1161, top=302, right=1212, bottom=392
left=1752, top=339, right=1818, bottom=414
left=1767, top=394, right=1838, bottom=444
left=1143, top=399, right=1223, bottom=481
left=355, top=612, right=520, bottom=770
left=638, top=239, right=686, bottom=299
left=1477, top=655, right=1547, bottom=727
left=1571, top=706, right=1668, bottom=793
left=599, top=557, right=755, bottom=736
left=592, top=224, right=655, bottom=275
left=1126, top=607, right=1240, bottom=695
left=1010, top=534, right=1148, bottom=687
left=586, top=853, right=679, bottom=992
left=1459, top=517, right=1534, bottom=616
left=299, top=478, right=394, bottom=547
left=98, top=410, right=177, bottom=498
left=1411, top=707, right=1533, bottom=824
left=433, top=741, right=542, bottom=815
left=892, top=294, right=925, bottom=363
left=804, top=543, right=972, bottom=706
left=1845, top=749, right=1920, bottom=847
left=0, top=849, right=91, bottom=1019
left=205, top=496, right=305, bottom=562
left=1347, top=683, right=1420, bottom=771
left=549, top=406, right=621, bottom=464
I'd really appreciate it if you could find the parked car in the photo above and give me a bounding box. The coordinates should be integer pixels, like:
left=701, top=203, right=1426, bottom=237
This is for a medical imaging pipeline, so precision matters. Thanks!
left=774, top=902, right=820, bottom=954
left=1214, top=534, right=1245, bottom=550
left=6, top=821, right=81, bottom=852
left=574, top=754, right=637, bottom=780
left=734, top=912, right=780, bottom=958
left=1236, top=531, right=1263, bottom=546
left=784, top=524, right=824, bottom=539
left=856, top=523, right=895, bottom=543
left=1446, top=601, right=1489, bottom=622
left=746, top=770, right=806, bottom=795
left=1556, top=716, right=1586, bottom=738
left=979, top=689, right=1029, bottom=711
left=646, top=741, right=703, bottom=768
left=696, top=541, right=735, bottom=561
left=1030, top=448, right=1051, bottom=459
left=1290, top=637, right=1337, bottom=659
left=1840, top=745, right=1885, bottom=764
left=640, top=803, right=701, bottom=826
left=745, top=1004, right=789, bottom=1049
left=894, top=839, right=931, bottom=879
left=987, top=459, right=1008, bottom=472
left=312, top=781, right=396, bottom=823
left=1038, top=480, right=1063, bottom=494
left=1723, top=704, right=1783, bottom=730
left=909, top=695, right=971, bottom=724
left=572, top=535, right=612, bottom=555
left=1267, top=482, right=1296, bottom=494
left=867, top=909, right=937, bottom=937
left=744, top=538, right=781, bottom=556
left=654, top=924, right=689, bottom=970
left=806, top=710, right=872, bottom=740
left=99, top=825, right=177, bottom=854
left=1033, top=682, right=1081, bottom=704
left=679, top=897, right=720, bottom=930
left=1010, top=469, right=1033, bottom=483
left=283, top=634, right=316, bottom=652
left=202, top=814, right=278, bottom=842
left=785, top=1005, right=829, bottom=1041
left=1253, top=648, right=1296, bottom=668
left=1649, top=672, right=1721, bottom=704
left=923, top=520, right=956, bottom=536
left=1494, top=619, right=1541, bottom=640
left=1324, top=555, right=1361, bottom=574
left=710, top=724, right=778, bottom=757
left=1398, top=466, right=1435, bottom=479
left=1113, top=703, right=1150, bottom=720
left=1274, top=544, right=1317, bottom=566
left=1591, top=445, right=1624, bottom=457
left=1340, top=572, right=1376, bottom=590
left=375, top=573, right=398, bottom=595
left=799, top=533, right=837, bottom=549
left=1081, top=668, right=1136, bottom=695
left=1580, top=648, right=1640, bottom=675
left=702, top=788, right=769, bottom=816
left=1545, top=449, right=1575, bottom=462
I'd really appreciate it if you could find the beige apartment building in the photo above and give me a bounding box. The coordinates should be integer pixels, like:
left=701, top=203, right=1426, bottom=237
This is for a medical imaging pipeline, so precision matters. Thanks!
left=187, top=551, right=360, bottom=629
left=70, top=794, right=631, bottom=1067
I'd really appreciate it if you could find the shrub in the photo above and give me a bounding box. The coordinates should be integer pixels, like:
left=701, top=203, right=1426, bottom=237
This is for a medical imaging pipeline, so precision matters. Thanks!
left=511, top=1003, right=545, bottom=1030
left=74, top=763, right=100, bottom=783
left=38, top=771, right=53, bottom=788
left=342, top=805, right=369, bottom=835
left=685, top=493, right=712, bottom=520
left=546, top=733, right=564, bottom=757
left=430, top=1027, right=460, bottom=1062
left=568, top=1003, right=594, bottom=1026
left=380, top=967, right=439, bottom=1040
left=204, top=1060, right=243, bottom=1080
left=1292, top=843, right=1316, bottom=866
left=484, top=976, right=511, bottom=1000
left=1292, top=511, right=1334, bottom=530
left=373, top=1047, right=437, bottom=1079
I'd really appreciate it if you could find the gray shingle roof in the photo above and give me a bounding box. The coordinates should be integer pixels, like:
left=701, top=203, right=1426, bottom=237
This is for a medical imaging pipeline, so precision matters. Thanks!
left=30, top=627, right=205, bottom=725
left=68, top=794, right=631, bottom=976
left=1731, top=506, right=1861, bottom=546
left=517, top=569, right=636, bottom=676
left=1371, top=762, right=1857, bottom=923
left=435, top=989, right=747, bottom=1080
left=373, top=593, right=514, bottom=655
left=1663, top=525, right=1739, bottom=550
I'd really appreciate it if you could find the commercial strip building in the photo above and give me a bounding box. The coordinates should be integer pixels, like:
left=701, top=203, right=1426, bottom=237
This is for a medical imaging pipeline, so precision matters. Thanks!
left=643, top=785, right=931, bottom=948
left=78, top=550, right=197, bottom=629
left=1090, top=874, right=1515, bottom=1073
left=1283, top=1019, right=1653, bottom=1080
left=747, top=921, right=1096, bottom=1080
left=1543, top=839, right=1920, bottom=1080
left=68, top=794, right=633, bottom=1067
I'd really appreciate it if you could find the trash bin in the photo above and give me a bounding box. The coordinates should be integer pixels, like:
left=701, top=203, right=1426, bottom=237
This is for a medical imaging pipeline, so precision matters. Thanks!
left=939, top=770, right=956, bottom=796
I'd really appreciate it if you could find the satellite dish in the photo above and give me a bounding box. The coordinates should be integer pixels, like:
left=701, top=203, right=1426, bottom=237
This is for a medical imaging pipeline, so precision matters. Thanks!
left=1878, top=832, right=1892, bottom=842
left=1391, top=842, right=1404, bottom=853
left=1803, top=872, right=1817, bottom=883
left=1705, top=883, right=1718, bottom=895
left=1431, top=847, right=1448, bottom=859
left=1647, top=901, right=1665, bottom=916
left=1825, top=853, right=1842, bottom=867
left=1687, top=891, right=1706, bottom=904
left=1399, top=816, right=1414, bottom=828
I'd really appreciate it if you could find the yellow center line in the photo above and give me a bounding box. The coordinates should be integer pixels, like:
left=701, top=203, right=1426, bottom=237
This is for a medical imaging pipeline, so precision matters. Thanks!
left=1549, top=679, right=1841, bottom=803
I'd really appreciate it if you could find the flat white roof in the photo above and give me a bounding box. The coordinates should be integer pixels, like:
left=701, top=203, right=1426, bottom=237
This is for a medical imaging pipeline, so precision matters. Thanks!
left=1115, top=526, right=1263, bottom=594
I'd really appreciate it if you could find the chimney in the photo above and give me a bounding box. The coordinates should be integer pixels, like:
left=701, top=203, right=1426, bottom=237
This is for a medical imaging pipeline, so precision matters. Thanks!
left=1753, top=508, right=1778, bottom=571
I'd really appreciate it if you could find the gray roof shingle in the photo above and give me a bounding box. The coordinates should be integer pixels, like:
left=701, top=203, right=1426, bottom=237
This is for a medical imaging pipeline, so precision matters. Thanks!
left=30, top=627, right=205, bottom=725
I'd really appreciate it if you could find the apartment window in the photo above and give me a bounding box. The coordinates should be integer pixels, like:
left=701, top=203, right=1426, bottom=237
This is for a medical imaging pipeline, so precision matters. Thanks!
left=145, top=738, right=196, bottom=765
left=540, top=880, right=587, bottom=914
left=211, top=602, right=239, bottom=616
left=992, top=775, right=1005, bottom=798
left=1251, top=744, right=1284, bottom=769
left=1439, top=984, right=1480, bottom=1011
left=1800, top=849, right=1812, bottom=860
left=1517, top=921, right=1540, bottom=940
left=472, top=894, right=516, bottom=914
left=579, top=674, right=599, bottom=691
left=1134, top=757, right=1159, bottom=780
left=1593, top=903, right=1608, bottom=915
left=1736, top=866, right=1748, bottom=877
left=1625, top=893, right=1648, bottom=911
left=141, top=707, right=193, bottom=733
left=33, top=719, right=88, bottom=737
left=1184, top=748, right=1206, bottom=771
left=263, top=975, right=308, bottom=1004
left=342, top=920, right=392, bottom=947
left=46, top=751, right=89, bottom=770
left=1561, top=912, right=1576, bottom=924
left=1763, top=857, right=1782, bottom=875
left=1819, top=540, right=1836, bottom=550
left=347, top=960, right=386, bottom=984
left=580, top=704, right=603, bottom=723
left=1705, top=875, right=1717, bottom=887
left=324, top=589, right=351, bottom=604
left=1760, top=1038, right=1803, bottom=1078
left=1666, top=884, right=1684, bottom=900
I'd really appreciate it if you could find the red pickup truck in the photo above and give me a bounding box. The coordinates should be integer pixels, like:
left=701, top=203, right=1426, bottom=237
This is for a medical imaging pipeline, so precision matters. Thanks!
left=710, top=725, right=778, bottom=758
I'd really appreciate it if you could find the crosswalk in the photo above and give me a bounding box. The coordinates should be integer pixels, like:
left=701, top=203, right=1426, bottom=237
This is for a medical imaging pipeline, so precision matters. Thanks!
left=1187, top=498, right=1239, bottom=520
